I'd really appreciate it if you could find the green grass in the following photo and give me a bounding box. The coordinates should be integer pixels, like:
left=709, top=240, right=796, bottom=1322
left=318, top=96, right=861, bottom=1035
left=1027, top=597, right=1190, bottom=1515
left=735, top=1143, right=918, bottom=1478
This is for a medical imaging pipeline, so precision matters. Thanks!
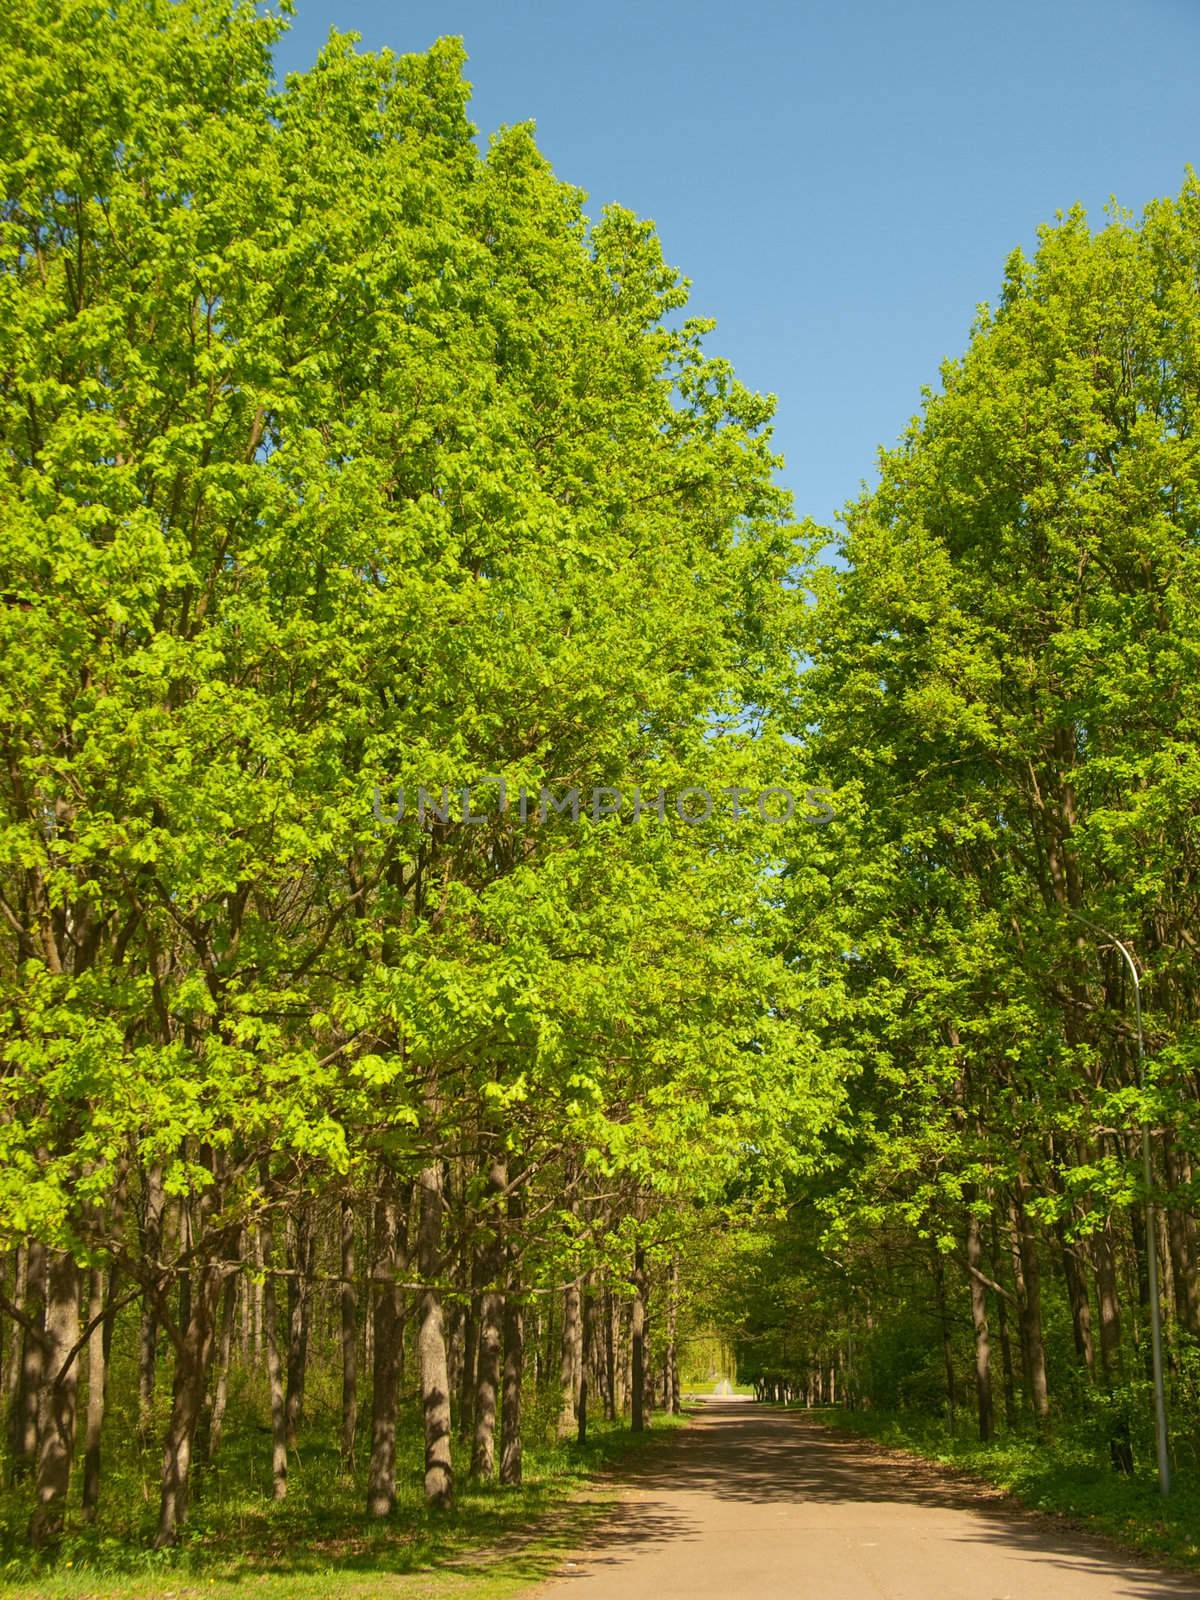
left=813, top=1405, right=1200, bottom=1572
left=0, top=1388, right=691, bottom=1600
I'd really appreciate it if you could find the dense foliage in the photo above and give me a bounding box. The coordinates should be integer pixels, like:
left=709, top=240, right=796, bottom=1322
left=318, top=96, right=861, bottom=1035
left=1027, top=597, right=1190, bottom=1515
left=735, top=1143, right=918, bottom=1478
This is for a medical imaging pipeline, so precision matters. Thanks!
left=718, top=177, right=1200, bottom=1484
left=4, top=0, right=1200, bottom=1578
left=0, top=0, right=832, bottom=1560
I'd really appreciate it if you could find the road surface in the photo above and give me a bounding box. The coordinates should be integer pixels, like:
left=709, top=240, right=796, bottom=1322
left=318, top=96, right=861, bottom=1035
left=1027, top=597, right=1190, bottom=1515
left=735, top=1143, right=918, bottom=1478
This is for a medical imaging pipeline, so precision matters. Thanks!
left=534, top=1400, right=1200, bottom=1600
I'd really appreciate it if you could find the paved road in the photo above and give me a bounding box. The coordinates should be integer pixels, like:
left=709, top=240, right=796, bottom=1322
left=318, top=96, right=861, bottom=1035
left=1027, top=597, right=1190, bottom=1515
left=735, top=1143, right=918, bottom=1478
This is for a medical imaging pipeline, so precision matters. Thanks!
left=534, top=1401, right=1200, bottom=1600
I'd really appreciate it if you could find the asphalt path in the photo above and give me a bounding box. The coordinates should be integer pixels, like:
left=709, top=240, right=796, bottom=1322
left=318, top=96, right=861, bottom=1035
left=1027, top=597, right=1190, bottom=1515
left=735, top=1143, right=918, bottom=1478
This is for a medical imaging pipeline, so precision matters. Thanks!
left=533, top=1400, right=1200, bottom=1600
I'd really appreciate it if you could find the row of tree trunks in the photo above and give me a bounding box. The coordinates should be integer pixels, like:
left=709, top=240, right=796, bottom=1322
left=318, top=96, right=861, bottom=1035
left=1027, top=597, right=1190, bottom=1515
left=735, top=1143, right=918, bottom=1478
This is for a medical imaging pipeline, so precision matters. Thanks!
left=955, top=1168, right=1193, bottom=1445
left=3, top=1171, right=672, bottom=1543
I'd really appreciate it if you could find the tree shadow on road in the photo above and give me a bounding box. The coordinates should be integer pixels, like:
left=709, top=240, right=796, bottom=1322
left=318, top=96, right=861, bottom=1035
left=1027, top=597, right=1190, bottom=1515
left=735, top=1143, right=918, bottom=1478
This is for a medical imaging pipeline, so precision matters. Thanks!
left=547, top=1402, right=1200, bottom=1600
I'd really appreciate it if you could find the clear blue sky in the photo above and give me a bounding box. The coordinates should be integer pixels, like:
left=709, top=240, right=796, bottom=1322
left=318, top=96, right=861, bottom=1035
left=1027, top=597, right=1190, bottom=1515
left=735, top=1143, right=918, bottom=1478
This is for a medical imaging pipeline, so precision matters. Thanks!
left=273, top=0, right=1200, bottom=531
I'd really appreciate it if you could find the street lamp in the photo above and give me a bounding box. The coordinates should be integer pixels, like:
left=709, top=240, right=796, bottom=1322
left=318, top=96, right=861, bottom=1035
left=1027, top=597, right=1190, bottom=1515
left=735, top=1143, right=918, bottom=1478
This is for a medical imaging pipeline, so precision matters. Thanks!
left=1070, top=912, right=1170, bottom=1495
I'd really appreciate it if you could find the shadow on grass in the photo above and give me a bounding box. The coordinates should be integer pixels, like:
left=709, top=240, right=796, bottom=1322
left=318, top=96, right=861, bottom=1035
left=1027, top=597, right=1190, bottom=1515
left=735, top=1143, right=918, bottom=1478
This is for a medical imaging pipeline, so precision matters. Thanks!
left=0, top=1413, right=693, bottom=1595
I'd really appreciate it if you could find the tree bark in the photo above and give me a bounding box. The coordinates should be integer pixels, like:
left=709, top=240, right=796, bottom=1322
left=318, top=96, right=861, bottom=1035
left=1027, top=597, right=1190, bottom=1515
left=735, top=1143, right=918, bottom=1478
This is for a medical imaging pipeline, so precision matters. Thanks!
left=989, top=1213, right=1018, bottom=1428
left=154, top=1252, right=226, bottom=1547
left=365, top=1185, right=406, bottom=1516
left=558, top=1278, right=582, bottom=1437
left=932, top=1250, right=957, bottom=1434
left=499, top=1181, right=525, bottom=1487
left=665, top=1257, right=680, bottom=1414
left=417, top=1163, right=452, bottom=1508
left=459, top=1249, right=480, bottom=1444
left=631, top=1242, right=647, bottom=1433
left=471, top=1160, right=506, bottom=1480
left=1012, top=1185, right=1049, bottom=1423
left=9, top=1238, right=44, bottom=1483
left=1092, top=1219, right=1123, bottom=1381
left=284, top=1208, right=313, bottom=1447
left=603, top=1283, right=617, bottom=1421
left=1058, top=1222, right=1095, bottom=1376
left=138, top=1164, right=165, bottom=1439
left=81, top=1264, right=112, bottom=1519
left=29, top=1251, right=80, bottom=1546
left=966, top=1210, right=993, bottom=1441
left=206, top=1267, right=238, bottom=1462
left=340, top=1198, right=358, bottom=1467
left=2, top=1245, right=26, bottom=1438
left=251, top=1223, right=264, bottom=1363
left=1163, top=1142, right=1200, bottom=1335
left=262, top=1233, right=288, bottom=1502
left=577, top=1273, right=593, bottom=1445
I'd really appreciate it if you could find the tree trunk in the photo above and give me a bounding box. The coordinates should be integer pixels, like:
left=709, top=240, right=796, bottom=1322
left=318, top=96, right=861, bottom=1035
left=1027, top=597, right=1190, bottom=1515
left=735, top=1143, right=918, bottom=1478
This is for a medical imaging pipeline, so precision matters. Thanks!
left=643, top=1297, right=655, bottom=1423
left=1012, top=1185, right=1049, bottom=1423
left=29, top=1251, right=81, bottom=1546
left=81, top=1264, right=111, bottom=1519
left=1130, top=1199, right=1153, bottom=1367
left=585, top=1276, right=606, bottom=1422
left=989, top=1213, right=1018, bottom=1428
left=366, top=1186, right=406, bottom=1516
left=621, top=1297, right=633, bottom=1418
left=340, top=1198, right=358, bottom=1467
left=284, top=1209, right=313, bottom=1447
left=631, top=1242, right=647, bottom=1433
left=1058, top=1223, right=1095, bottom=1377
left=206, top=1268, right=238, bottom=1462
left=932, top=1250, right=957, bottom=1434
left=10, top=1238, right=44, bottom=1483
left=459, top=1251, right=480, bottom=1444
left=1092, top=1219, right=1123, bottom=1381
left=578, top=1274, right=593, bottom=1445
left=154, top=1255, right=225, bottom=1547
left=138, top=1164, right=165, bottom=1439
left=499, top=1181, right=524, bottom=1487
left=603, top=1283, right=617, bottom=1421
left=1163, top=1142, right=1200, bottom=1335
left=665, top=1257, right=680, bottom=1415
left=471, top=1160, right=506, bottom=1480
left=446, top=1298, right=465, bottom=1434
left=966, top=1211, right=993, bottom=1441
left=252, top=1224, right=265, bottom=1363
left=558, top=1279, right=582, bottom=1437
left=238, top=1270, right=249, bottom=1364
left=417, top=1163, right=452, bottom=1508
left=1008, top=1202, right=1035, bottom=1404
left=262, top=1237, right=288, bottom=1502
left=2, top=1245, right=27, bottom=1439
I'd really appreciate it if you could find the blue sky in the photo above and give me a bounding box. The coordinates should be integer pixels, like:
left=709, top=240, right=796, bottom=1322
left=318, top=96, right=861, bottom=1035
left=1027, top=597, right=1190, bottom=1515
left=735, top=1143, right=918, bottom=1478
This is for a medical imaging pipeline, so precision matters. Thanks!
left=273, top=0, right=1199, bottom=532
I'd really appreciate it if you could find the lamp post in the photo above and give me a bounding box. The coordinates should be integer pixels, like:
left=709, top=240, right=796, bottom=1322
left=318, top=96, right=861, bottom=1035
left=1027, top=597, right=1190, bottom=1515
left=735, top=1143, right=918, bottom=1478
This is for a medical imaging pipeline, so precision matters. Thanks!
left=1070, top=912, right=1170, bottom=1494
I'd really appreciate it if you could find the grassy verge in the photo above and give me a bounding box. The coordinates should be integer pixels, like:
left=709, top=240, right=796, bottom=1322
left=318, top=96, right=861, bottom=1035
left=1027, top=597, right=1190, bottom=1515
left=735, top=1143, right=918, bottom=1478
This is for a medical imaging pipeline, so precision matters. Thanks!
left=0, top=1410, right=690, bottom=1600
left=815, top=1406, right=1200, bottom=1572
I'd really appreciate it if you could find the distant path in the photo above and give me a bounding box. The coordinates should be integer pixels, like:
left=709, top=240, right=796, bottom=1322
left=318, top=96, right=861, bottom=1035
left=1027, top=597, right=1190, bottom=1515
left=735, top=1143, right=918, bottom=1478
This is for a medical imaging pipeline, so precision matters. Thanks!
left=533, top=1400, right=1200, bottom=1600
